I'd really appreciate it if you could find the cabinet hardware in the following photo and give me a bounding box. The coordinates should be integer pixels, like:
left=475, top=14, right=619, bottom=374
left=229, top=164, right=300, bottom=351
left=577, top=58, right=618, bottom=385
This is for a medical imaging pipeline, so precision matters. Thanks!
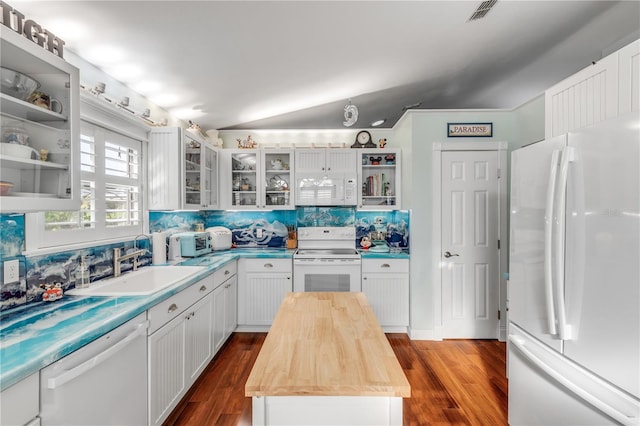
left=264, top=263, right=273, bottom=268
left=167, top=303, right=178, bottom=313
left=199, top=285, right=207, bottom=292
left=381, top=263, right=390, bottom=268
left=224, top=270, right=230, bottom=275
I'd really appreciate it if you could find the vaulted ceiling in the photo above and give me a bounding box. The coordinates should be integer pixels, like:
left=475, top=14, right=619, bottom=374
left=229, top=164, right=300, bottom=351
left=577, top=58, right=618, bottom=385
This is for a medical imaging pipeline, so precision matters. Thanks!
left=10, top=1, right=640, bottom=129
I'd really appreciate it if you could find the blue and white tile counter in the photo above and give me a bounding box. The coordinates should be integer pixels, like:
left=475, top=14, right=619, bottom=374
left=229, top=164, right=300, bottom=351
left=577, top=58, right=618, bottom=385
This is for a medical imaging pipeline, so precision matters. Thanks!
left=0, top=249, right=293, bottom=391
left=359, top=249, right=410, bottom=259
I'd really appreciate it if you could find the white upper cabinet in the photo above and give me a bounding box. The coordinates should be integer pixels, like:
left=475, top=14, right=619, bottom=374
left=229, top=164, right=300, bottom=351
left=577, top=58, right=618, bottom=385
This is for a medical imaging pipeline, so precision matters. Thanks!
left=618, top=39, right=640, bottom=115
left=294, top=148, right=356, bottom=174
left=148, top=127, right=219, bottom=210
left=357, top=148, right=401, bottom=210
left=0, top=28, right=80, bottom=212
left=222, top=149, right=294, bottom=210
left=545, top=38, right=639, bottom=138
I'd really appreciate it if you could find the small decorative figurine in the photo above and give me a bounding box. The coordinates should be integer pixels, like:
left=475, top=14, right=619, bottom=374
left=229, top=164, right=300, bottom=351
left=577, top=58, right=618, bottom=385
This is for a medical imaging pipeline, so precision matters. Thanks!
left=360, top=236, right=372, bottom=249
left=385, top=154, right=395, bottom=165
left=378, top=138, right=387, bottom=148
left=237, top=135, right=258, bottom=149
left=369, top=156, right=382, bottom=165
left=41, top=282, right=63, bottom=302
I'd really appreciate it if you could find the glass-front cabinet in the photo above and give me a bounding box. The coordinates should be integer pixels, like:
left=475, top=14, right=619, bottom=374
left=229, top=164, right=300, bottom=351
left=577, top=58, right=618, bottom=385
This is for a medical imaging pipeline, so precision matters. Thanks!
left=227, top=149, right=293, bottom=210
left=357, top=149, right=401, bottom=210
left=0, top=28, right=80, bottom=212
left=184, top=136, right=218, bottom=209
left=148, top=127, right=219, bottom=210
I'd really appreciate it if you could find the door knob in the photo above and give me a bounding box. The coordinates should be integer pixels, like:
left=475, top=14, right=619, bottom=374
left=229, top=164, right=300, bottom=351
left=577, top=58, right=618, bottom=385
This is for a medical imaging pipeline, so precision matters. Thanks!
left=443, top=251, right=459, bottom=258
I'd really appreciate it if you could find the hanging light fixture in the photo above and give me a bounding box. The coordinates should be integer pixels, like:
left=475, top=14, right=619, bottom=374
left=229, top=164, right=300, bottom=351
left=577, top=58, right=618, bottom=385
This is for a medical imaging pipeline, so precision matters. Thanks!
left=343, top=99, right=358, bottom=127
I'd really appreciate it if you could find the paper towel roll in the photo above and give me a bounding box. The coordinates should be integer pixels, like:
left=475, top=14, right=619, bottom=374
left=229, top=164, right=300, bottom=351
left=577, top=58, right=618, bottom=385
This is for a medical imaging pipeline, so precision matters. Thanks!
left=152, top=232, right=167, bottom=265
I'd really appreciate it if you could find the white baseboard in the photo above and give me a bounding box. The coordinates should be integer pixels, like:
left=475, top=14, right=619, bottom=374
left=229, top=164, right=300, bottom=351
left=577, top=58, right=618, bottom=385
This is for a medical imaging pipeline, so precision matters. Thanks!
left=408, top=328, right=442, bottom=341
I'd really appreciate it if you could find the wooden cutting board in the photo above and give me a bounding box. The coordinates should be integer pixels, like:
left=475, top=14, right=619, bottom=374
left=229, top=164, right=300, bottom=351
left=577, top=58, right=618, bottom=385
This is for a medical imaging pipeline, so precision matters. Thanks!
left=245, top=292, right=411, bottom=398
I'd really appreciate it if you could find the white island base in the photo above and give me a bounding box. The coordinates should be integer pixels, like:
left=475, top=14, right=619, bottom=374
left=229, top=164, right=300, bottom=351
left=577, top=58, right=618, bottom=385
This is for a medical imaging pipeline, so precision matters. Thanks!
left=246, top=293, right=410, bottom=426
left=252, top=395, right=403, bottom=426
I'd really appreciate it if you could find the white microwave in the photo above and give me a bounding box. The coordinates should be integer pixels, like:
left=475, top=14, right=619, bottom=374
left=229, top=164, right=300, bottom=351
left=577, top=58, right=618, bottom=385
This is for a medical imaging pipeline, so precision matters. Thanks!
left=295, top=173, right=357, bottom=206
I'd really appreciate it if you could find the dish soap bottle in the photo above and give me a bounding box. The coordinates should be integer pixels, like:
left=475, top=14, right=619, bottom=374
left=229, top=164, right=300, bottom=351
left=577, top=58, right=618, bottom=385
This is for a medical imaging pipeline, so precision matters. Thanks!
left=76, top=256, right=90, bottom=289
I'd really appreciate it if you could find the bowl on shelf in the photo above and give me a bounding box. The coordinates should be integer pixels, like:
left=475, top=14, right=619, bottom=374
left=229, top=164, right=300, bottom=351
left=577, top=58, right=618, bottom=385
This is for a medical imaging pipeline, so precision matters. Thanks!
left=0, top=67, right=40, bottom=101
left=0, top=143, right=39, bottom=159
left=0, top=181, right=13, bottom=196
left=3, top=126, right=30, bottom=145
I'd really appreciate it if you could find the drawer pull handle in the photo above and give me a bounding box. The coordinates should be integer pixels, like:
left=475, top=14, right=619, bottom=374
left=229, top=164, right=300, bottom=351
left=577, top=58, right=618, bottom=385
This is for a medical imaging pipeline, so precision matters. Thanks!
left=224, top=270, right=230, bottom=275
left=200, top=285, right=207, bottom=292
left=264, top=263, right=273, bottom=268
left=168, top=303, right=178, bottom=313
left=381, top=263, right=391, bottom=268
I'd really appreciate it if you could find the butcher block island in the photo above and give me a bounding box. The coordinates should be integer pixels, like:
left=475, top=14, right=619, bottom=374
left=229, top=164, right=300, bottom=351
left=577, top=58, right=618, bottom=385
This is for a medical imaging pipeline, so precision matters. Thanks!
left=245, top=292, right=411, bottom=425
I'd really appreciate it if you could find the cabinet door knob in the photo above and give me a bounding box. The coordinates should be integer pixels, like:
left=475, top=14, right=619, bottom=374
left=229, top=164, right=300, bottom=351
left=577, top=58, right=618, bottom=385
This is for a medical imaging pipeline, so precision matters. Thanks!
left=264, top=263, right=273, bottom=268
left=381, top=263, right=391, bottom=268
left=200, top=285, right=207, bottom=292
left=224, top=270, right=230, bottom=275
left=363, top=277, right=368, bottom=280
left=168, top=303, right=178, bottom=313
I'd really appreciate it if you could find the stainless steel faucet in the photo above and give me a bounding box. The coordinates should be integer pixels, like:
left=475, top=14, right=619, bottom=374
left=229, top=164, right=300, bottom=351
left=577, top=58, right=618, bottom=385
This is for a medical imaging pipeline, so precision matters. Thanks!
left=113, top=247, right=146, bottom=277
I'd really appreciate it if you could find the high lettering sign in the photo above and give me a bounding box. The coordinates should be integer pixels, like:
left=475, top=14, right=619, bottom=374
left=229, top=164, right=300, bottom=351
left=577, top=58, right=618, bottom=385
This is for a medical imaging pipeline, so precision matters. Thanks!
left=0, top=1, right=65, bottom=59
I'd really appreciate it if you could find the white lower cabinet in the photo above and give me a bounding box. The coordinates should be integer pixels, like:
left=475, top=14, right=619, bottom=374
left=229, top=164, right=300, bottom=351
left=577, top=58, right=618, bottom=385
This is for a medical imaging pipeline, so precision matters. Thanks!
left=361, top=259, right=409, bottom=330
left=0, top=372, right=39, bottom=426
left=238, top=258, right=292, bottom=329
left=148, top=273, right=217, bottom=426
left=213, top=274, right=237, bottom=352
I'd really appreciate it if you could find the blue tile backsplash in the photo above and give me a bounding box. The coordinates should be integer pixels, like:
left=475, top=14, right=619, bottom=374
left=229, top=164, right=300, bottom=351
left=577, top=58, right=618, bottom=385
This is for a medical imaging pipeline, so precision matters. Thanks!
left=0, top=207, right=408, bottom=312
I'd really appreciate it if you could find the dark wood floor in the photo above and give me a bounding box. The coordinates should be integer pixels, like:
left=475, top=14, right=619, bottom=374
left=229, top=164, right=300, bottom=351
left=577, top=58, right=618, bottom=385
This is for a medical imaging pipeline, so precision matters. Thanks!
left=165, top=333, right=508, bottom=426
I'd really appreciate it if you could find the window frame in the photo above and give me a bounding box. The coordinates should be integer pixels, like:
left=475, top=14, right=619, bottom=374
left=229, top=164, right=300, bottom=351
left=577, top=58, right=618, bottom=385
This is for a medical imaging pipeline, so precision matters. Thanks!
left=25, top=101, right=149, bottom=254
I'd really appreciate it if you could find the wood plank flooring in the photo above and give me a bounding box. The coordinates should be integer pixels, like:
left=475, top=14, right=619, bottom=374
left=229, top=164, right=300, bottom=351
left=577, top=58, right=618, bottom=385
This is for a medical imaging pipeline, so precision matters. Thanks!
left=165, top=333, right=508, bottom=426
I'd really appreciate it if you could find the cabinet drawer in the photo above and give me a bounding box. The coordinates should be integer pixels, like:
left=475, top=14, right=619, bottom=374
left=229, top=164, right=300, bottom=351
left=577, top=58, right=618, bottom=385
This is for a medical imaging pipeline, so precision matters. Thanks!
left=213, top=260, right=237, bottom=287
left=242, top=258, right=292, bottom=273
left=362, top=259, right=409, bottom=274
left=148, top=275, right=214, bottom=334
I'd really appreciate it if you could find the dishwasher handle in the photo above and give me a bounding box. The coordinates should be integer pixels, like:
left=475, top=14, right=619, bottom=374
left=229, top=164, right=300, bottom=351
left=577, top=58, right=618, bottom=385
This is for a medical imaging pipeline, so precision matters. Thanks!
left=47, top=320, right=149, bottom=389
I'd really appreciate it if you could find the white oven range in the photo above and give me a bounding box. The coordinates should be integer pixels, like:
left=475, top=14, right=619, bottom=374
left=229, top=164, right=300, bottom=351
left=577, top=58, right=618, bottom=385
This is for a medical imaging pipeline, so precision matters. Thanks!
left=293, top=226, right=361, bottom=292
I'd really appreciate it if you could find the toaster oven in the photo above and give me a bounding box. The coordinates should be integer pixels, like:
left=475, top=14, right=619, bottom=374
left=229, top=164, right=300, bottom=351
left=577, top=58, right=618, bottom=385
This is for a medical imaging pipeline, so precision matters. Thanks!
left=176, top=232, right=212, bottom=257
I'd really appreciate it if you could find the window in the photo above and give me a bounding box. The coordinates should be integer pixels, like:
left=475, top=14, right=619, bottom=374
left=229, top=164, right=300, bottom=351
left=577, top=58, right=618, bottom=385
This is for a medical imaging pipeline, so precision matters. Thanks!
left=36, top=120, right=144, bottom=248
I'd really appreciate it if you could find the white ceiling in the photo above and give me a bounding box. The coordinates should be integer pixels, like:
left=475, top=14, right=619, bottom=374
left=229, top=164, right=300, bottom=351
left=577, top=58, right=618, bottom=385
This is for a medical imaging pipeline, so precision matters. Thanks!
left=10, top=1, right=640, bottom=130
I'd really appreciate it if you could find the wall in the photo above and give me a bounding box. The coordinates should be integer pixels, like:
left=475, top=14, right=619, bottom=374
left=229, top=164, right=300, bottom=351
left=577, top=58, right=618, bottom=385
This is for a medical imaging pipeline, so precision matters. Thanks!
left=397, top=102, right=544, bottom=338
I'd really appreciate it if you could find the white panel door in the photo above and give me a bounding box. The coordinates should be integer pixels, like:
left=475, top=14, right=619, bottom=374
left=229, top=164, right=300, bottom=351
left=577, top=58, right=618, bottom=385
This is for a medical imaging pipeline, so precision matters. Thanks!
left=441, top=151, right=499, bottom=338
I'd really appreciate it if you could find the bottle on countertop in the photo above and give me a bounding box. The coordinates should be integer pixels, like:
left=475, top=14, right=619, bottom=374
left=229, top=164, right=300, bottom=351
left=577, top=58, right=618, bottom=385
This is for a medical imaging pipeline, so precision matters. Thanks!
left=75, top=256, right=90, bottom=289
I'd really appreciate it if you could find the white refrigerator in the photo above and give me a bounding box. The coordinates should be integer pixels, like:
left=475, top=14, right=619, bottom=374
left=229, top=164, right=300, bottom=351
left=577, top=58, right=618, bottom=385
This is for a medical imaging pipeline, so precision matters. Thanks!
left=508, top=113, right=640, bottom=425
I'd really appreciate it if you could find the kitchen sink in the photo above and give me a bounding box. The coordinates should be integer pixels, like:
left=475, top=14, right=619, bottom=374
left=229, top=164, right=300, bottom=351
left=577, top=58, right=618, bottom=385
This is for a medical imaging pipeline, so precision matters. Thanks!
left=67, top=266, right=207, bottom=296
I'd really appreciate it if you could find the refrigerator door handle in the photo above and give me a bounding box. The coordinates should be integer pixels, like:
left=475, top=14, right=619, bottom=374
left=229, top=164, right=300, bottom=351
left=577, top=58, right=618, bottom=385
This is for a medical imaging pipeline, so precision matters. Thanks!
left=544, top=149, right=561, bottom=335
left=509, top=333, right=638, bottom=426
left=554, top=146, right=574, bottom=340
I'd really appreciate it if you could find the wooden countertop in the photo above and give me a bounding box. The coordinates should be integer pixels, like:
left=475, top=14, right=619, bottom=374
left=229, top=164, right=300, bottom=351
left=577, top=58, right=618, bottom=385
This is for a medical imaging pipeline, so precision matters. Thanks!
left=245, top=292, right=411, bottom=398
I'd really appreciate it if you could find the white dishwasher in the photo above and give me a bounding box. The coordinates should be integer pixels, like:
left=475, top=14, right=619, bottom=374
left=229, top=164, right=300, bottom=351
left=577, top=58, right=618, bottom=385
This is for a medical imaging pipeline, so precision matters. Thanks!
left=40, top=312, right=148, bottom=426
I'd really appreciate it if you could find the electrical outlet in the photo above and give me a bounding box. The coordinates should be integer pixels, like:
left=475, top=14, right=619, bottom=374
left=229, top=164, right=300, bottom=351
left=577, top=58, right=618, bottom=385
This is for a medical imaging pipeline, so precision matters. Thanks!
left=3, top=259, right=20, bottom=284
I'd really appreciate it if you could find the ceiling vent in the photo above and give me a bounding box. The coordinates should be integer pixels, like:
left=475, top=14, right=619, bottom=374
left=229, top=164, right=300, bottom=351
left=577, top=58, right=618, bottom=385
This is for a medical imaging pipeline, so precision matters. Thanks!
left=468, top=0, right=498, bottom=21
